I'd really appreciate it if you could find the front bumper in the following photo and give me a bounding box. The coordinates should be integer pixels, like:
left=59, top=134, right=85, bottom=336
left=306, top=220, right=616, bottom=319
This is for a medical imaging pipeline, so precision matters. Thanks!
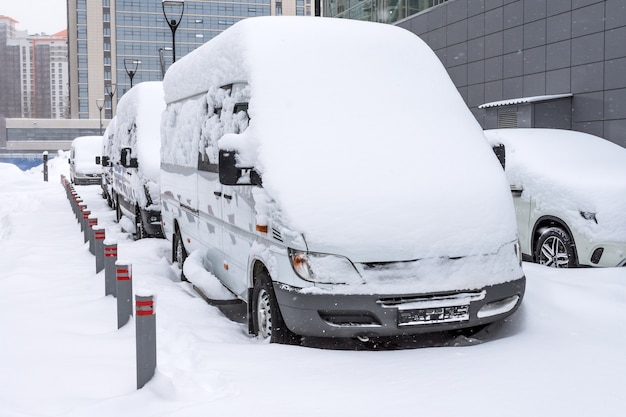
left=274, top=277, right=526, bottom=338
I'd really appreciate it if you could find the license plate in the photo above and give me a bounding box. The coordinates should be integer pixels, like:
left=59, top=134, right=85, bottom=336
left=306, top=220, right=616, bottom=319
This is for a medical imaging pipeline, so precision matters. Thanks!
left=398, top=305, right=469, bottom=326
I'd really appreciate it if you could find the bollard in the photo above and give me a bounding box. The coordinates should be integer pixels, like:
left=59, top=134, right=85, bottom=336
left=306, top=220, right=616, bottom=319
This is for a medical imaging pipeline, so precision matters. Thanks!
left=87, top=216, right=98, bottom=254
left=81, top=207, right=90, bottom=233
left=104, top=241, right=118, bottom=297
left=94, top=226, right=106, bottom=273
left=42, top=151, right=48, bottom=182
left=135, top=294, right=156, bottom=389
left=116, top=262, right=133, bottom=329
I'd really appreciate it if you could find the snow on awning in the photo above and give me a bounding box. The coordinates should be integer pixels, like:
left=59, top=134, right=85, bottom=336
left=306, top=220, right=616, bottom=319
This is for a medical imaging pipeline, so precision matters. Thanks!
left=478, top=93, right=573, bottom=109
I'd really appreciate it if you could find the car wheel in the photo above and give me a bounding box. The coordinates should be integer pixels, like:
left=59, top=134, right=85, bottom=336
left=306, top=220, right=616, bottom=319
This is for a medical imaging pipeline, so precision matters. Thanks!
left=173, top=228, right=188, bottom=281
left=252, top=272, right=301, bottom=345
left=535, top=227, right=577, bottom=268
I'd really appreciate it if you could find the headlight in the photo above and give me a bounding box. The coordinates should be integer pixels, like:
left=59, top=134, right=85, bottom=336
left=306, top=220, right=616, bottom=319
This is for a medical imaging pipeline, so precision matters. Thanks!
left=580, top=211, right=598, bottom=224
left=288, top=248, right=364, bottom=285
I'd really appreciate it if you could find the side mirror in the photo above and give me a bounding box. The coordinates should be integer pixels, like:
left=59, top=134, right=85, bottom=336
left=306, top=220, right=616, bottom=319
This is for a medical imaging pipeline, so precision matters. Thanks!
left=121, top=147, right=138, bottom=168
left=492, top=144, right=505, bottom=170
left=219, top=149, right=261, bottom=186
left=95, top=156, right=101, bottom=165
left=101, top=156, right=110, bottom=167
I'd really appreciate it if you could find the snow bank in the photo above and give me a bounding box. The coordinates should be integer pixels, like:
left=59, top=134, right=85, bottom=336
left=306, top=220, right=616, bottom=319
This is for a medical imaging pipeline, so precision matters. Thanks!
left=162, top=17, right=518, bottom=262
left=485, top=128, right=626, bottom=242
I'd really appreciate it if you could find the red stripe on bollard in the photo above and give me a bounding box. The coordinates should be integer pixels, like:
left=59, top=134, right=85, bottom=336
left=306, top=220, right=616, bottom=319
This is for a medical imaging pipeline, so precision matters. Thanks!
left=117, top=269, right=131, bottom=280
left=105, top=247, right=118, bottom=257
left=82, top=210, right=91, bottom=219
left=136, top=299, right=154, bottom=316
left=95, top=230, right=105, bottom=240
left=88, top=219, right=98, bottom=227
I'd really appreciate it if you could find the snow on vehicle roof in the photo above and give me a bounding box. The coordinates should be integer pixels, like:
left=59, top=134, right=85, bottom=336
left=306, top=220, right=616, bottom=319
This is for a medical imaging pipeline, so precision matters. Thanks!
left=484, top=128, right=626, bottom=242
left=71, top=136, right=103, bottom=173
left=114, top=81, right=165, bottom=182
left=163, top=17, right=518, bottom=261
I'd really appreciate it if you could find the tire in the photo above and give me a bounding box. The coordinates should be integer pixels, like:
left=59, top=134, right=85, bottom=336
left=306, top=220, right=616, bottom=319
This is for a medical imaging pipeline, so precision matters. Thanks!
left=535, top=227, right=577, bottom=268
left=115, top=197, right=122, bottom=222
left=173, top=228, right=188, bottom=281
left=252, top=272, right=301, bottom=345
left=134, top=207, right=146, bottom=240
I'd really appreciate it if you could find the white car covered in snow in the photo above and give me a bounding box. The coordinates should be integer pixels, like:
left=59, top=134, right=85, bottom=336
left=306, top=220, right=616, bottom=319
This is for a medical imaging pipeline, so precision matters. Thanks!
left=485, top=128, right=626, bottom=268
left=98, top=116, right=116, bottom=208
left=160, top=17, right=526, bottom=344
left=69, top=136, right=103, bottom=185
left=111, top=81, right=165, bottom=239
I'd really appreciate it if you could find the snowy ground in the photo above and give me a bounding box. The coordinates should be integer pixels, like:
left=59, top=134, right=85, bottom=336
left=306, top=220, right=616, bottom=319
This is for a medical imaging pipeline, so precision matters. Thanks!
left=1, top=155, right=625, bottom=417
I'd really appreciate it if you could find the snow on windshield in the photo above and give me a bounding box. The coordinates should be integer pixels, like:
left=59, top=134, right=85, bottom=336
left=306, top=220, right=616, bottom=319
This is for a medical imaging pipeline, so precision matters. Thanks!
left=484, top=128, right=626, bottom=242
left=162, top=17, right=518, bottom=263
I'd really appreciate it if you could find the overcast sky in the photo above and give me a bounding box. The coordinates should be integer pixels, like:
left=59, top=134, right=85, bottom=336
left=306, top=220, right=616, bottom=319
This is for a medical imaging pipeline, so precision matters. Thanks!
left=2, top=0, right=67, bottom=35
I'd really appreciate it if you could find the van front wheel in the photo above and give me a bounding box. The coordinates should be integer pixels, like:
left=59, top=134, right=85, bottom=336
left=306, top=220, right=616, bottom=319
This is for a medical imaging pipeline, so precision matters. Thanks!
left=252, top=272, right=301, bottom=345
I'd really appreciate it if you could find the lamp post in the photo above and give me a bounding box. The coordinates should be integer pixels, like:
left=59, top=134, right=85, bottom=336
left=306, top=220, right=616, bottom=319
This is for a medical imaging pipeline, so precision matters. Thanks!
left=162, top=1, right=185, bottom=63
left=105, top=83, right=117, bottom=118
left=96, top=98, right=105, bottom=135
left=124, top=59, right=140, bottom=89
left=158, top=47, right=172, bottom=79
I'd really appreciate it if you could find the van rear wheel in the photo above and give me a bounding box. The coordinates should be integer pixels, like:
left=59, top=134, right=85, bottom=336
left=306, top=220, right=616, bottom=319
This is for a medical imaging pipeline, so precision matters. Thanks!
left=173, top=229, right=188, bottom=281
left=252, top=272, right=301, bottom=345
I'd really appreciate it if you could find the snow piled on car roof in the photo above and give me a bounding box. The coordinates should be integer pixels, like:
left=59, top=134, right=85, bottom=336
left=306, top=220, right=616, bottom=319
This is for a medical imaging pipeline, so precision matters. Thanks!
left=485, top=128, right=626, bottom=242
left=162, top=17, right=519, bottom=263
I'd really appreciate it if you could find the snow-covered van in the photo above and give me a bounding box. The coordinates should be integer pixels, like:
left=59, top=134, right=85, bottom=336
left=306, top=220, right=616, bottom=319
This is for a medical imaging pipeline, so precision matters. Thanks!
left=99, top=116, right=116, bottom=207
left=111, top=81, right=165, bottom=239
left=160, top=17, right=526, bottom=344
left=69, top=136, right=103, bottom=185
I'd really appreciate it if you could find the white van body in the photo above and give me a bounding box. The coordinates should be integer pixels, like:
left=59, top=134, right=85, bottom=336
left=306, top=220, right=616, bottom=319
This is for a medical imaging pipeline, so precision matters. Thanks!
left=69, top=136, right=103, bottom=185
left=161, top=17, right=525, bottom=343
left=111, top=81, right=165, bottom=238
left=99, top=116, right=116, bottom=207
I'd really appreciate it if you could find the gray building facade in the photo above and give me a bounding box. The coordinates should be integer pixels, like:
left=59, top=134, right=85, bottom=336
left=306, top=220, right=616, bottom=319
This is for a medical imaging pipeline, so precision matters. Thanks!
left=394, top=0, right=626, bottom=147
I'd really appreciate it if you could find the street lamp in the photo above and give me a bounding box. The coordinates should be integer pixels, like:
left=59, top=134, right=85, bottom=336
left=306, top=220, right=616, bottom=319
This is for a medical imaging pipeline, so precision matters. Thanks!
left=158, top=47, right=172, bottom=79
left=105, top=83, right=117, bottom=118
left=124, top=58, right=140, bottom=89
left=162, top=1, right=185, bottom=63
left=96, top=98, right=105, bottom=135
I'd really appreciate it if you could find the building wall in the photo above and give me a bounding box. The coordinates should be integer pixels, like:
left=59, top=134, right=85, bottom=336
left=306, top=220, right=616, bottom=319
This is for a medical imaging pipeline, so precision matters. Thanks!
left=396, top=0, right=626, bottom=147
left=68, top=0, right=302, bottom=121
left=0, top=18, right=22, bottom=119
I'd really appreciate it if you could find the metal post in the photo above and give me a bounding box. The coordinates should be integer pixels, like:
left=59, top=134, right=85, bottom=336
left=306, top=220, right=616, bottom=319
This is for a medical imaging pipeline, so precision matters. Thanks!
left=135, top=294, right=156, bottom=389
left=116, top=262, right=133, bottom=328
left=94, top=226, right=106, bottom=273
left=104, top=241, right=118, bottom=297
left=87, top=216, right=97, bottom=252
left=81, top=208, right=90, bottom=233
left=43, top=151, right=48, bottom=182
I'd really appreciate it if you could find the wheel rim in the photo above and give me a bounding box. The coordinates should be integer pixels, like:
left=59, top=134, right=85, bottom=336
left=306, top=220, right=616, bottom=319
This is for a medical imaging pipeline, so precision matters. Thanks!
left=539, top=236, right=570, bottom=268
left=256, top=288, right=272, bottom=339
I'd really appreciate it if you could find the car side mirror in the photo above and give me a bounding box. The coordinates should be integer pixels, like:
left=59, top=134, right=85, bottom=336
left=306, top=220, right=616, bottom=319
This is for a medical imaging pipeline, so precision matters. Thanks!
left=121, top=147, right=138, bottom=168
left=492, top=144, right=505, bottom=170
left=219, top=149, right=261, bottom=186
left=95, top=156, right=101, bottom=165
left=101, top=156, right=110, bottom=167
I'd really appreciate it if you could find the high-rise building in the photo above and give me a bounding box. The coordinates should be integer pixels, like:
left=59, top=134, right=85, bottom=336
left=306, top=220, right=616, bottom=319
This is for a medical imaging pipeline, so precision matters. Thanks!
left=0, top=16, right=69, bottom=119
left=67, top=0, right=308, bottom=120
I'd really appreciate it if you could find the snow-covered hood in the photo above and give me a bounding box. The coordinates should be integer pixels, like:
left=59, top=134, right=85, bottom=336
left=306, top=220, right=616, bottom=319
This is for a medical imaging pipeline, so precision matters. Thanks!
left=485, top=128, right=626, bottom=243
left=165, top=17, right=519, bottom=262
